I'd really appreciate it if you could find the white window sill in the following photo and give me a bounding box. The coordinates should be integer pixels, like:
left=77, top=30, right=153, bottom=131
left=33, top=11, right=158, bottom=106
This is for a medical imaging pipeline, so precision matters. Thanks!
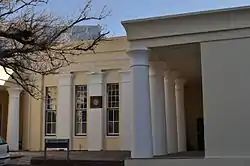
left=44, top=135, right=57, bottom=139
left=105, top=135, right=120, bottom=138
left=74, top=135, right=87, bottom=138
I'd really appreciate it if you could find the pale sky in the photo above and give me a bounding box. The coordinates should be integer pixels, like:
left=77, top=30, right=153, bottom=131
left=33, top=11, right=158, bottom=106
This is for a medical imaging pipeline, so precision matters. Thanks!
left=1, top=0, right=250, bottom=84
left=38, top=0, right=250, bottom=36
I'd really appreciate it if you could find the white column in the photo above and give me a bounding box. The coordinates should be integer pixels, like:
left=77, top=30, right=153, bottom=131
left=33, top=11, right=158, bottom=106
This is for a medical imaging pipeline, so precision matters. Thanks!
left=127, top=48, right=153, bottom=158
left=164, top=71, right=178, bottom=154
left=87, top=72, right=104, bottom=151
left=175, top=78, right=187, bottom=152
left=149, top=62, right=167, bottom=156
left=7, top=88, right=22, bottom=151
left=120, top=71, right=133, bottom=151
left=57, top=73, right=73, bottom=148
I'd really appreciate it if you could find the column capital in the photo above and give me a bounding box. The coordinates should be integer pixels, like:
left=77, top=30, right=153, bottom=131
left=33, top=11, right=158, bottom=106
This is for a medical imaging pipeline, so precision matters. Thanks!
left=119, top=70, right=131, bottom=83
left=86, top=71, right=104, bottom=76
left=58, top=72, right=73, bottom=77
left=127, top=48, right=149, bottom=56
left=7, top=88, right=22, bottom=98
left=149, top=61, right=166, bottom=76
left=58, top=73, right=73, bottom=86
left=87, top=72, right=104, bottom=84
left=127, top=48, right=150, bottom=67
left=175, top=78, right=186, bottom=91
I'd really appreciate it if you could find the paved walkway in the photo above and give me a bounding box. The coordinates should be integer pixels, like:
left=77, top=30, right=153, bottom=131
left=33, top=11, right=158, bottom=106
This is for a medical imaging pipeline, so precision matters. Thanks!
left=8, top=152, right=41, bottom=165
left=7, top=151, right=204, bottom=165
left=8, top=151, right=131, bottom=165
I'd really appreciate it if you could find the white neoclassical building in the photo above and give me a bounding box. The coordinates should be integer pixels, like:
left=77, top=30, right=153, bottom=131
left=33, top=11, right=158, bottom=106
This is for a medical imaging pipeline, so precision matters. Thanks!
left=1, top=5, right=250, bottom=166
left=122, top=5, right=250, bottom=166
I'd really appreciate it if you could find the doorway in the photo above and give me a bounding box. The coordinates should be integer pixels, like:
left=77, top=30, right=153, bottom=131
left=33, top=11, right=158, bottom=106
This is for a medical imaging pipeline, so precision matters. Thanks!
left=197, top=117, right=204, bottom=151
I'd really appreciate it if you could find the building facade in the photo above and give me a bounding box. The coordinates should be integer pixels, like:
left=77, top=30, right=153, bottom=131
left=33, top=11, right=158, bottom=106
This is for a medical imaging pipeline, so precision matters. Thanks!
left=2, top=6, right=250, bottom=166
left=0, top=36, right=202, bottom=153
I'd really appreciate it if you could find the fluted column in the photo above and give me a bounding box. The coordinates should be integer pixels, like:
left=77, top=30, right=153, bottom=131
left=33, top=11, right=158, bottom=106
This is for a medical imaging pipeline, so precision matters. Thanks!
left=7, top=88, right=22, bottom=151
left=149, top=62, right=167, bottom=156
left=175, top=78, right=187, bottom=152
left=127, top=48, right=153, bottom=158
left=164, top=71, right=178, bottom=154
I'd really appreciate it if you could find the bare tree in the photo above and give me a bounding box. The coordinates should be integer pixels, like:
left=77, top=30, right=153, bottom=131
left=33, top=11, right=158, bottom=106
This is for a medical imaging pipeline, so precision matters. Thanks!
left=0, top=0, right=109, bottom=98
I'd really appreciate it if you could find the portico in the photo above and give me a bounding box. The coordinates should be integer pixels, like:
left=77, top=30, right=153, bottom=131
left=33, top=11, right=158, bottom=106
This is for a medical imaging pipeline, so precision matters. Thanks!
left=127, top=46, right=201, bottom=158
left=122, top=5, right=250, bottom=165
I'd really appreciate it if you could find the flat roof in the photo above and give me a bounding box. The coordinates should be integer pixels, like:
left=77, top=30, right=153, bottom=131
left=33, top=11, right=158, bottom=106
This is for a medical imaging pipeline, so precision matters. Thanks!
left=122, top=5, right=250, bottom=24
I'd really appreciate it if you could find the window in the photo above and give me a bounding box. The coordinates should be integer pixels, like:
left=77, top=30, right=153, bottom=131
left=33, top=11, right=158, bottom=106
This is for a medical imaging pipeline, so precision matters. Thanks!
left=106, top=83, right=120, bottom=136
left=45, top=87, right=57, bottom=136
left=75, top=85, right=88, bottom=135
left=0, top=136, right=7, bottom=145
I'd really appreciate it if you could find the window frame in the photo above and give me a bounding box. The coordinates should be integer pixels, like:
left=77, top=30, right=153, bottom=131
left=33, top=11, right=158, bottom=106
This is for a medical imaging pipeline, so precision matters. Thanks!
left=106, top=83, right=120, bottom=136
left=74, top=85, right=88, bottom=136
left=44, top=86, right=57, bottom=136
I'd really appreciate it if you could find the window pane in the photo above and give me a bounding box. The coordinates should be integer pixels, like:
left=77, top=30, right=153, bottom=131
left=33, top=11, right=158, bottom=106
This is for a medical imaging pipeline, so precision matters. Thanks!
left=46, top=99, right=51, bottom=105
left=76, top=111, right=82, bottom=122
left=82, top=123, right=87, bottom=133
left=84, top=103, right=87, bottom=108
left=52, top=111, right=56, bottom=122
left=83, top=86, right=87, bottom=91
left=114, top=122, right=119, bottom=133
left=108, top=101, right=111, bottom=108
left=46, top=104, right=51, bottom=110
left=108, top=110, right=113, bottom=121
left=47, top=123, right=51, bottom=134
left=115, top=90, right=119, bottom=95
left=52, top=123, right=56, bottom=134
left=113, top=102, right=118, bottom=108
left=75, top=123, right=81, bottom=134
left=45, top=112, right=49, bottom=122
left=111, top=96, right=116, bottom=102
left=76, top=86, right=80, bottom=91
left=82, top=111, right=87, bottom=122
left=114, top=109, right=119, bottom=121
left=108, top=122, right=113, bottom=134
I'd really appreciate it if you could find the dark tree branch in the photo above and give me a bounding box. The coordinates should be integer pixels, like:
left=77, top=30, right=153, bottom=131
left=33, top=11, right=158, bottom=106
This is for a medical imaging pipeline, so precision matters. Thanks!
left=0, top=0, right=109, bottom=99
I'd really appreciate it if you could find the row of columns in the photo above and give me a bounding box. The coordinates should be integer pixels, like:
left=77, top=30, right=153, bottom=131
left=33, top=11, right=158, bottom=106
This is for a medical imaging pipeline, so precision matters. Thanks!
left=5, top=71, right=133, bottom=151
left=6, top=48, right=185, bottom=154
left=56, top=72, right=134, bottom=151
left=53, top=72, right=132, bottom=151
left=128, top=48, right=187, bottom=158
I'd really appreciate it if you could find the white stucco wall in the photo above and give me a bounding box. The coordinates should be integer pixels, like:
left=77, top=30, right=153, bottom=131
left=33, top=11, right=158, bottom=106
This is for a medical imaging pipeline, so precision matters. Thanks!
left=201, top=37, right=250, bottom=157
